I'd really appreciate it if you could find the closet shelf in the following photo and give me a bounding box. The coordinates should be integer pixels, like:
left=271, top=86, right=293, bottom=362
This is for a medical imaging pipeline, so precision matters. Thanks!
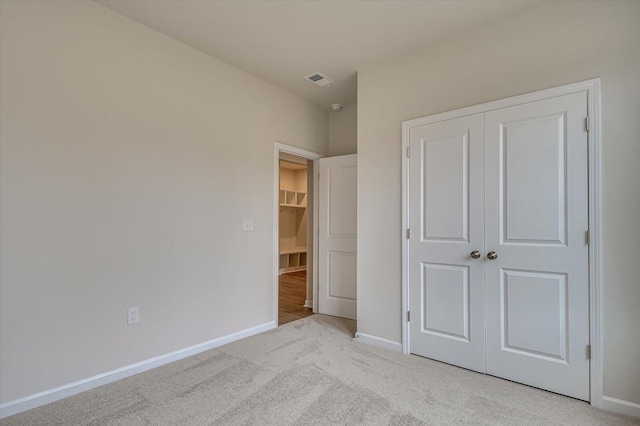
left=280, top=246, right=307, bottom=255
left=279, top=189, right=307, bottom=208
left=278, top=168, right=307, bottom=274
left=278, top=248, right=307, bottom=275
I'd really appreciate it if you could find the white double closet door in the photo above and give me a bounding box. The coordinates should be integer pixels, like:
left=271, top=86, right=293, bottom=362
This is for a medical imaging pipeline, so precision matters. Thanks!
left=408, top=92, right=590, bottom=400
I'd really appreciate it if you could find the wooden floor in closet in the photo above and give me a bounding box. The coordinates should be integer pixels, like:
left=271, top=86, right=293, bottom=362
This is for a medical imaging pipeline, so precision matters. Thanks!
left=278, top=271, right=314, bottom=326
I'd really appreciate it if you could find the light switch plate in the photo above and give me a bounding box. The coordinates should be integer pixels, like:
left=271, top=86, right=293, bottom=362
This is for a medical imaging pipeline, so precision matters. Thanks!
left=243, top=219, right=254, bottom=232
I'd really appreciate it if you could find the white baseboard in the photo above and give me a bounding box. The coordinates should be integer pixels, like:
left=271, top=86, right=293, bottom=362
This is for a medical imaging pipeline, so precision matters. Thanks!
left=354, top=332, right=402, bottom=353
left=601, top=396, right=640, bottom=419
left=0, top=321, right=276, bottom=420
left=303, top=300, right=313, bottom=309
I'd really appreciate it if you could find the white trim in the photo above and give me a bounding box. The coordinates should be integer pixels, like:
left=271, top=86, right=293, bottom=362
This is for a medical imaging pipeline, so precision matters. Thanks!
left=354, top=332, right=402, bottom=353
left=585, top=80, right=604, bottom=410
left=273, top=143, right=323, bottom=325
left=601, top=396, right=640, bottom=419
left=401, top=79, right=604, bottom=407
left=402, top=79, right=601, bottom=128
left=312, top=159, right=320, bottom=313
left=401, top=120, right=411, bottom=355
left=304, top=300, right=313, bottom=309
left=0, top=321, right=275, bottom=419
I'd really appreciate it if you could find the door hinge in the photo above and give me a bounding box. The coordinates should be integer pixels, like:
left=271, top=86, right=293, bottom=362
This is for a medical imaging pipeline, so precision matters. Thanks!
left=585, top=116, right=590, bottom=132
left=406, top=146, right=410, bottom=157
left=407, top=311, right=410, bottom=322
left=407, top=229, right=410, bottom=239
left=586, top=230, right=590, bottom=245
left=586, top=344, right=591, bottom=360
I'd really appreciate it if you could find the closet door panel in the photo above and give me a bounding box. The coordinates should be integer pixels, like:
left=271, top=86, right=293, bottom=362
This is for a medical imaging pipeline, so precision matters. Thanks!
left=408, top=113, right=486, bottom=373
left=484, top=92, right=589, bottom=401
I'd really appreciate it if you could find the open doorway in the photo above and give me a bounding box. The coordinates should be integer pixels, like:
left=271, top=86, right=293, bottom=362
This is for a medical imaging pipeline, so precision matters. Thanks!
left=278, top=156, right=313, bottom=325
left=274, top=144, right=322, bottom=326
left=274, top=144, right=357, bottom=326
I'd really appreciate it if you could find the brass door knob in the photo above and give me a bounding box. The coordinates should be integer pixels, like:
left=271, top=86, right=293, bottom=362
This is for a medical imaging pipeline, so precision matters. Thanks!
left=470, top=250, right=481, bottom=259
left=487, top=251, right=498, bottom=260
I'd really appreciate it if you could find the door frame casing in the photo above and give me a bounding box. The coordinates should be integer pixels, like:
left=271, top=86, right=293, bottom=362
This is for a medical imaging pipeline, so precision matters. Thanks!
left=401, top=79, right=602, bottom=407
left=273, top=143, right=323, bottom=324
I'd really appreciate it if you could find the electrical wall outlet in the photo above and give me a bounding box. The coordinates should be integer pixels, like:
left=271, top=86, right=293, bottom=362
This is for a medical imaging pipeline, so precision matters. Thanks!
left=243, top=219, right=254, bottom=232
left=128, top=307, right=139, bottom=325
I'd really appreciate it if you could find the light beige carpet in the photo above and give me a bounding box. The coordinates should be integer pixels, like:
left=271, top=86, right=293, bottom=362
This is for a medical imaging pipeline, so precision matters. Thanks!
left=2, top=315, right=637, bottom=425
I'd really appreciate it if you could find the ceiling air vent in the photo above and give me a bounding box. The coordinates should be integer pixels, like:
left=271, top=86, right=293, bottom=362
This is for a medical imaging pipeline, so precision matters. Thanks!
left=305, top=72, right=334, bottom=88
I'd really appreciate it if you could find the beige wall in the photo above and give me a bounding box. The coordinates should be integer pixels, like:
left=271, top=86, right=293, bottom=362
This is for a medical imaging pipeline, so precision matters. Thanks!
left=0, top=0, right=327, bottom=403
left=357, top=0, right=640, bottom=407
left=329, top=103, right=357, bottom=156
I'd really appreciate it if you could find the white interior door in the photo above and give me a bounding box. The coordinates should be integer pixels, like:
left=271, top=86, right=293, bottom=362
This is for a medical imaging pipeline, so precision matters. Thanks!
left=407, top=91, right=590, bottom=400
left=484, top=92, right=589, bottom=400
left=408, top=114, right=486, bottom=373
left=318, top=154, right=357, bottom=319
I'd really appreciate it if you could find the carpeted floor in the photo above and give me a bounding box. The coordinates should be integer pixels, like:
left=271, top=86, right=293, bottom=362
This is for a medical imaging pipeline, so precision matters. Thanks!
left=2, top=315, right=637, bottom=425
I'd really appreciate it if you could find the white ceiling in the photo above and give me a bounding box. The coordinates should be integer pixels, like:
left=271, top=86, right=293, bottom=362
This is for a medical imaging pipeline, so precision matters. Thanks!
left=97, top=0, right=540, bottom=110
